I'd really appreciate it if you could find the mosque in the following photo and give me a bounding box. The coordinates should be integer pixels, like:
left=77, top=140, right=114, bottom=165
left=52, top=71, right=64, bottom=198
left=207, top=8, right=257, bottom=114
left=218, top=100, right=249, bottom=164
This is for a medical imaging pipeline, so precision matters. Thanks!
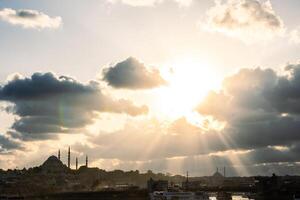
left=41, top=147, right=89, bottom=173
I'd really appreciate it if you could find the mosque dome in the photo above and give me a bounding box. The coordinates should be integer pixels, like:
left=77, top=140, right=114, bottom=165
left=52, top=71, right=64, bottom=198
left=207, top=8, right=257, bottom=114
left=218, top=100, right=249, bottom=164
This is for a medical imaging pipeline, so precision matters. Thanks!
left=41, top=155, right=68, bottom=173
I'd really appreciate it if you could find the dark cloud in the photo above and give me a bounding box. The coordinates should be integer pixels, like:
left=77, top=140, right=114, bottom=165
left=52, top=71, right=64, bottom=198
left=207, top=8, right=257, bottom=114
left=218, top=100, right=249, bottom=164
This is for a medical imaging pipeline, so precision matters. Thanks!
left=8, top=130, right=58, bottom=141
left=0, top=8, right=62, bottom=29
left=198, top=64, right=300, bottom=119
left=0, top=72, right=148, bottom=140
left=102, top=57, right=166, bottom=89
left=196, top=64, right=300, bottom=163
left=17, top=10, right=39, bottom=18
left=0, top=134, right=23, bottom=153
left=246, top=145, right=299, bottom=165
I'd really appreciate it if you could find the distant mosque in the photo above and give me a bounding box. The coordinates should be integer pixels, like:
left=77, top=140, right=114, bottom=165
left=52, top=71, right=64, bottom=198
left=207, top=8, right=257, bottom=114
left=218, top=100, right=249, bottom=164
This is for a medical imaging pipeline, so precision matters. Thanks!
left=213, top=167, right=226, bottom=178
left=43, top=146, right=89, bottom=172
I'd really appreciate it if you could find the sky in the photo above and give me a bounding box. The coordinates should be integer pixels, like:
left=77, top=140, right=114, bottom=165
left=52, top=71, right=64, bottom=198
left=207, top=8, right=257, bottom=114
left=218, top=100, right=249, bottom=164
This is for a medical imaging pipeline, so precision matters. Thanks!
left=0, top=0, right=300, bottom=176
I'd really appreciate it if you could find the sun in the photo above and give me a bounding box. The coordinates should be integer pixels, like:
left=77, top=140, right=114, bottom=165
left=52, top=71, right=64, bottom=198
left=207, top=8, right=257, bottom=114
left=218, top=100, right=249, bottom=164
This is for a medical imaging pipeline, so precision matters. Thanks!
left=153, top=56, right=221, bottom=122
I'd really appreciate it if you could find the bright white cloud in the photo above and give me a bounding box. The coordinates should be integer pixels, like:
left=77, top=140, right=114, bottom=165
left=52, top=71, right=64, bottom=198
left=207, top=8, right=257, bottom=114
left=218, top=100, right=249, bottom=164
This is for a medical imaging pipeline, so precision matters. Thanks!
left=0, top=8, right=62, bottom=29
left=119, top=0, right=159, bottom=6
left=289, top=28, right=300, bottom=44
left=202, top=0, right=285, bottom=43
left=173, top=0, right=193, bottom=7
left=108, top=0, right=192, bottom=7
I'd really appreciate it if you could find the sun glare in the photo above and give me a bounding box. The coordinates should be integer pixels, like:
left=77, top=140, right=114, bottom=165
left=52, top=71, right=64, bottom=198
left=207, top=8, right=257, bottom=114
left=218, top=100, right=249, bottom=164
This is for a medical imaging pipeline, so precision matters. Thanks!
left=154, top=56, right=221, bottom=122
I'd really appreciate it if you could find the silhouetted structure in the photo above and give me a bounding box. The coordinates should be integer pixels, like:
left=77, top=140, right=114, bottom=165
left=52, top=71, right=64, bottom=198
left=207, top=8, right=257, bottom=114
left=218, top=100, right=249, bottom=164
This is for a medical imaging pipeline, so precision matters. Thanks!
left=186, top=171, right=189, bottom=190
left=147, top=178, right=168, bottom=193
left=1, top=155, right=300, bottom=198
left=41, top=155, right=69, bottom=174
left=76, top=157, right=78, bottom=170
left=68, top=147, right=71, bottom=169
left=86, top=155, right=88, bottom=168
left=58, top=149, right=60, bottom=161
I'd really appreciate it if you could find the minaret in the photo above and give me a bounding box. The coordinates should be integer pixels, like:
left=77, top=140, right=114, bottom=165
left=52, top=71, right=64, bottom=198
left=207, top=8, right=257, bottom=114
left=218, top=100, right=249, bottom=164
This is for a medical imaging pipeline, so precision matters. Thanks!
left=224, top=166, right=226, bottom=177
left=68, top=147, right=71, bottom=169
left=86, top=155, right=88, bottom=168
left=186, top=171, right=189, bottom=190
left=76, top=157, right=78, bottom=170
left=186, top=171, right=189, bottom=180
left=58, top=149, right=60, bottom=160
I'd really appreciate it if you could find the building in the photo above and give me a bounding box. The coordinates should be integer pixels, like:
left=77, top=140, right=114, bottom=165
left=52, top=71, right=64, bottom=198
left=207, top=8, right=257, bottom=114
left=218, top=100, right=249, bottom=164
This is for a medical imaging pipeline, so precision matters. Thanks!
left=41, top=155, right=69, bottom=174
left=147, top=178, right=168, bottom=192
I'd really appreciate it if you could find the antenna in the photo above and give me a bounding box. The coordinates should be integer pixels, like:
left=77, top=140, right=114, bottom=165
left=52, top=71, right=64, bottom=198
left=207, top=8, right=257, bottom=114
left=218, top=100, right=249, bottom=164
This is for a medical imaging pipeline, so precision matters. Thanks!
left=186, top=171, right=189, bottom=190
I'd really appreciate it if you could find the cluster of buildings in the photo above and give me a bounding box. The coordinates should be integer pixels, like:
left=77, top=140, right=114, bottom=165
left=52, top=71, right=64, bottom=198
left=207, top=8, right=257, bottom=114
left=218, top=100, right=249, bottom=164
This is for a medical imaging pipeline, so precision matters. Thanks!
left=183, top=168, right=255, bottom=190
left=1, top=150, right=300, bottom=199
left=148, top=167, right=255, bottom=192
left=0, top=147, right=95, bottom=196
left=147, top=170, right=300, bottom=199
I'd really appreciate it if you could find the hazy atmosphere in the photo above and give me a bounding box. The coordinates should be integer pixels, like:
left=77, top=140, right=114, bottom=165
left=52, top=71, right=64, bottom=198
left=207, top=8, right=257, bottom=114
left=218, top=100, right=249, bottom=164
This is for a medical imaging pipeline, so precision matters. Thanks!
left=1, top=0, right=300, bottom=177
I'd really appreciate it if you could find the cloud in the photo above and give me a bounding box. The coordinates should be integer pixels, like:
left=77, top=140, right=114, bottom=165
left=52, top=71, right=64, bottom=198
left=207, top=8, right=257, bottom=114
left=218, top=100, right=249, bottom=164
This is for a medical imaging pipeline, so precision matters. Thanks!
left=0, top=8, right=62, bottom=29
left=6, top=64, right=300, bottom=175
left=102, top=57, right=166, bottom=89
left=197, top=63, right=300, bottom=155
left=71, top=117, right=246, bottom=162
left=0, top=134, right=23, bottom=153
left=108, top=0, right=193, bottom=7
left=71, top=68, right=300, bottom=167
left=202, top=0, right=285, bottom=43
left=84, top=63, right=300, bottom=175
left=6, top=64, right=300, bottom=174
left=109, top=0, right=159, bottom=6
left=173, top=0, right=193, bottom=7
left=8, top=130, right=58, bottom=141
left=289, top=28, right=300, bottom=44
left=0, top=72, right=148, bottom=140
